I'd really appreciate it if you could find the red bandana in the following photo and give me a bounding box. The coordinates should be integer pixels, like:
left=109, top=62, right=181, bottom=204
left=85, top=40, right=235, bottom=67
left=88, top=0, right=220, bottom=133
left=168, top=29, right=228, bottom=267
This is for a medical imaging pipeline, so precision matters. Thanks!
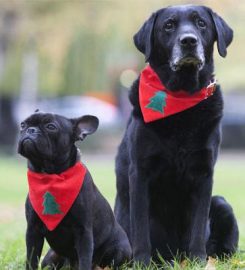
left=27, top=162, right=87, bottom=231
left=139, top=65, right=216, bottom=123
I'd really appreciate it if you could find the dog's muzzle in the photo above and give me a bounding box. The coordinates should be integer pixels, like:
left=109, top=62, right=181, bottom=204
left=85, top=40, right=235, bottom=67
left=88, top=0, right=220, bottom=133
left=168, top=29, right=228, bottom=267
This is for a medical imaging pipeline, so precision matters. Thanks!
left=170, top=33, right=205, bottom=71
left=18, top=137, right=36, bottom=155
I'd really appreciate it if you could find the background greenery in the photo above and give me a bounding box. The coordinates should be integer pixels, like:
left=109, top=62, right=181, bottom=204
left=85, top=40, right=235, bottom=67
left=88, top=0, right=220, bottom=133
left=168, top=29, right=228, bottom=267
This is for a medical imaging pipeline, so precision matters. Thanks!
left=0, top=0, right=245, bottom=97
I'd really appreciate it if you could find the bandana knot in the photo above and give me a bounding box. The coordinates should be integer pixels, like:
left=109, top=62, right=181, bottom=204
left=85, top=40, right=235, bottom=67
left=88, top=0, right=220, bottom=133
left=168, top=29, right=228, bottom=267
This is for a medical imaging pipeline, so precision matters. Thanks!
left=27, top=162, right=87, bottom=231
left=139, top=65, right=216, bottom=123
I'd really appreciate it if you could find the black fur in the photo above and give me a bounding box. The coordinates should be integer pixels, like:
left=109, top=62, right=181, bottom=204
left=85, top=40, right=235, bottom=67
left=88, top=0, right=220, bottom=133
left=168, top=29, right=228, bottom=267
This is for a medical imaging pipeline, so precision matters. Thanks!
left=115, top=5, right=238, bottom=265
left=18, top=112, right=131, bottom=270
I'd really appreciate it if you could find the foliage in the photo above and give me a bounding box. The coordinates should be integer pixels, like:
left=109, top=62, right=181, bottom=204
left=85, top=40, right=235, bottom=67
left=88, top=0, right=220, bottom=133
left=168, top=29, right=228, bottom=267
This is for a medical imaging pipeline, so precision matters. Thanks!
left=0, top=0, right=244, bottom=97
left=0, top=42, right=23, bottom=96
left=61, top=28, right=108, bottom=95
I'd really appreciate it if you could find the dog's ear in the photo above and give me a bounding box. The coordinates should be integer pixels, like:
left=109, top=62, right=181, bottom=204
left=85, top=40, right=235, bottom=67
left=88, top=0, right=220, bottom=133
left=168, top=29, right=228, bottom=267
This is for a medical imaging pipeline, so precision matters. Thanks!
left=208, top=9, right=233, bottom=57
left=133, top=11, right=159, bottom=62
left=71, top=115, right=99, bottom=141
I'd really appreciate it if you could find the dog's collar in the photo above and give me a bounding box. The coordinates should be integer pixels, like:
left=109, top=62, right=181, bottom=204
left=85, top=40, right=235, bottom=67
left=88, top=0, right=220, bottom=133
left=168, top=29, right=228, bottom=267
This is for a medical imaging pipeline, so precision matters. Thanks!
left=139, top=65, right=216, bottom=123
left=27, top=162, right=86, bottom=231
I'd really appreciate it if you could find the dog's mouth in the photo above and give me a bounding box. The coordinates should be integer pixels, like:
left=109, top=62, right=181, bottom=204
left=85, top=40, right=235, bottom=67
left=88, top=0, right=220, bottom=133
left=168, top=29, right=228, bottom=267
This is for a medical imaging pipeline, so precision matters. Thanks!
left=18, top=136, right=52, bottom=163
left=18, top=138, right=37, bottom=157
left=170, top=56, right=204, bottom=71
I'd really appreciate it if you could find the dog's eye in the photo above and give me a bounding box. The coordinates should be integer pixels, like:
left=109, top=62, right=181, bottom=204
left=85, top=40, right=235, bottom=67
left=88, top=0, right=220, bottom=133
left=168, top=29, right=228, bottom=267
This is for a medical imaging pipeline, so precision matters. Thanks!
left=164, top=21, right=174, bottom=31
left=197, top=19, right=206, bottom=28
left=20, top=122, right=26, bottom=130
left=45, top=123, right=57, bottom=131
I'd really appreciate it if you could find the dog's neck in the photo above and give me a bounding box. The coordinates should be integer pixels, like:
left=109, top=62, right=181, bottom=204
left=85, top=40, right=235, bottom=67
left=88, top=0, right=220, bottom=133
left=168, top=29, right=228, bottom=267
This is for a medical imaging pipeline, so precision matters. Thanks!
left=27, top=145, right=80, bottom=174
left=149, top=56, right=214, bottom=93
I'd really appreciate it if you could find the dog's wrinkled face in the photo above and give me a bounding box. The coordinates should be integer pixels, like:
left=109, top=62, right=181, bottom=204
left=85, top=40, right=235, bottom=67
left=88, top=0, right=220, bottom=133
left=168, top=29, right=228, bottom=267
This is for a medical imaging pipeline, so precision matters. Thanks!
left=18, top=112, right=99, bottom=163
left=134, top=5, right=233, bottom=72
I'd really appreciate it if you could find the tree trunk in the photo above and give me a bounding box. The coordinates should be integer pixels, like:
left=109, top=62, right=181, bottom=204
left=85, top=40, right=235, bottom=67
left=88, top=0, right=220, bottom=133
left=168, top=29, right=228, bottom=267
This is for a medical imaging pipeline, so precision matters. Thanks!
left=0, top=95, right=17, bottom=154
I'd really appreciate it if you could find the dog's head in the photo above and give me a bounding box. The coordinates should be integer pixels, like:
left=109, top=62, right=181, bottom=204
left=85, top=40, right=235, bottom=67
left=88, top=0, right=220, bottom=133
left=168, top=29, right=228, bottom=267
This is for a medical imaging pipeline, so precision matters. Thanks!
left=134, top=5, right=233, bottom=79
left=18, top=112, right=99, bottom=165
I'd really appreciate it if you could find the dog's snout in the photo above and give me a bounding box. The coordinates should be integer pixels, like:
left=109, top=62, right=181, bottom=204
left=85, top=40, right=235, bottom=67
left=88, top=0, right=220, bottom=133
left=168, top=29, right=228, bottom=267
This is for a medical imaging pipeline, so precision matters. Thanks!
left=27, top=127, right=39, bottom=134
left=180, top=34, right=198, bottom=48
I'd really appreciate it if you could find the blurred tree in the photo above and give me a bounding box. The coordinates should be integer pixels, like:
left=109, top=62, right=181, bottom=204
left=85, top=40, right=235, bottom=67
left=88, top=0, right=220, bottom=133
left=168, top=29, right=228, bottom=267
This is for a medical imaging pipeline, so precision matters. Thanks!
left=17, top=36, right=38, bottom=123
left=0, top=0, right=244, bottom=98
left=0, top=7, right=20, bottom=152
left=61, top=28, right=108, bottom=95
left=0, top=0, right=243, bottom=154
left=0, top=3, right=23, bottom=96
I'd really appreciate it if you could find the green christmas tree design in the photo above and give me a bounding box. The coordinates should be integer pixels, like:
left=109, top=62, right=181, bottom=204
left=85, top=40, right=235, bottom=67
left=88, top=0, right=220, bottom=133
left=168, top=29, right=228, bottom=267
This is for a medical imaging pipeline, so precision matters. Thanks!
left=146, top=91, right=167, bottom=113
left=42, top=191, right=62, bottom=215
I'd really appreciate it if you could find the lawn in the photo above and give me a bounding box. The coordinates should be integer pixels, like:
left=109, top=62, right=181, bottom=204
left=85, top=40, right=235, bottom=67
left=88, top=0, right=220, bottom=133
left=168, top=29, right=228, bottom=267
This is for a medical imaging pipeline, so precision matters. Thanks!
left=0, top=153, right=244, bottom=269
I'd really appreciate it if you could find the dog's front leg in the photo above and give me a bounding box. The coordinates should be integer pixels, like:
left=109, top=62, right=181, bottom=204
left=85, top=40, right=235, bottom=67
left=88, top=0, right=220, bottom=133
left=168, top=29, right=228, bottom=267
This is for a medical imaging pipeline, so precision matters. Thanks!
left=75, top=227, right=93, bottom=270
left=129, top=163, right=151, bottom=265
left=188, top=181, right=212, bottom=261
left=186, top=151, right=214, bottom=261
left=26, top=224, right=44, bottom=270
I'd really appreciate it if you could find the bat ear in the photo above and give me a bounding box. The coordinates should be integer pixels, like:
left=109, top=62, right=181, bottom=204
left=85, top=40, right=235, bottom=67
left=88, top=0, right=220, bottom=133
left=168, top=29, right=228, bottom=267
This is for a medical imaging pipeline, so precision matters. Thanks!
left=133, top=11, right=159, bottom=62
left=71, top=115, right=99, bottom=141
left=207, top=8, right=233, bottom=57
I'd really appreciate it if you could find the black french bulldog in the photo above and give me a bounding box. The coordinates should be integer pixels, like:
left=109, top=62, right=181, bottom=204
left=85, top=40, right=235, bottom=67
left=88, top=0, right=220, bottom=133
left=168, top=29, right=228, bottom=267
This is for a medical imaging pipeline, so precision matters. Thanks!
left=18, top=112, right=131, bottom=270
left=114, top=4, right=238, bottom=265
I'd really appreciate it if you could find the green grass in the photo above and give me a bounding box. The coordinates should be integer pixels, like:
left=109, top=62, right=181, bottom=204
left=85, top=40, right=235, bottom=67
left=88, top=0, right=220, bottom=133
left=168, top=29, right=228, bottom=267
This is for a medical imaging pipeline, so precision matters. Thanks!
left=0, top=153, right=245, bottom=269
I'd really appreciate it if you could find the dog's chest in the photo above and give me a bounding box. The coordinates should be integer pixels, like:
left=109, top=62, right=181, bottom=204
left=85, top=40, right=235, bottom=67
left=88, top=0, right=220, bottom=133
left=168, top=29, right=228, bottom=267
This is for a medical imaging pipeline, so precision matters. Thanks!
left=139, top=91, right=222, bottom=209
left=42, top=214, right=77, bottom=254
left=149, top=89, right=222, bottom=152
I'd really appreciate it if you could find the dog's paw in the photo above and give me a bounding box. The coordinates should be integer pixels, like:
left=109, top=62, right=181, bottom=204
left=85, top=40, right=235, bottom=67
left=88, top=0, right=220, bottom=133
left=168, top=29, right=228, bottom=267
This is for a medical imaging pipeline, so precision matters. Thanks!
left=205, top=257, right=217, bottom=270
left=133, top=252, right=151, bottom=266
left=189, top=251, right=207, bottom=262
left=93, top=267, right=112, bottom=270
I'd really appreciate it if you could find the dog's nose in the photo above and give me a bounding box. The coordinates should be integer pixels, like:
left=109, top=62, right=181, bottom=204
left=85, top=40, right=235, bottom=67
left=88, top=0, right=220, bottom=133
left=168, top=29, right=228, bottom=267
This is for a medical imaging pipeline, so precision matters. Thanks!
left=180, top=34, right=198, bottom=48
left=27, top=127, right=39, bottom=134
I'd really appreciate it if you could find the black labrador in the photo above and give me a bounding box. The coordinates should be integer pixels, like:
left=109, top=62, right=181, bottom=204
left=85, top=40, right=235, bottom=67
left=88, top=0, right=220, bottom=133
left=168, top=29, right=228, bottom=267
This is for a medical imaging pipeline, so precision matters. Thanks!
left=114, top=5, right=239, bottom=264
